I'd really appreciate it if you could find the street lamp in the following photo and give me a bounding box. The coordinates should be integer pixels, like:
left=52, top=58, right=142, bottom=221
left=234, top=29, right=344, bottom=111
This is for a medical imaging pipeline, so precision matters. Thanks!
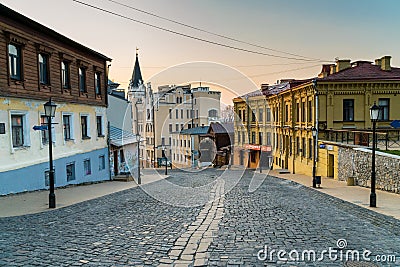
left=135, top=99, right=142, bottom=185
left=311, top=126, right=317, bottom=188
left=369, top=102, right=380, bottom=207
left=44, top=98, right=57, bottom=208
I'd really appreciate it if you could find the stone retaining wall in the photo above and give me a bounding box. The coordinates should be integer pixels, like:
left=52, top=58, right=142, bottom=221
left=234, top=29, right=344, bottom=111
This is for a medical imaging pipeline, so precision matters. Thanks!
left=338, top=146, right=400, bottom=194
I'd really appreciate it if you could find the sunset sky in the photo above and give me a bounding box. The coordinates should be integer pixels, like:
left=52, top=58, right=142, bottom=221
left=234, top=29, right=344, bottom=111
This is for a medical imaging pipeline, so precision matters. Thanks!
left=3, top=0, right=400, bottom=104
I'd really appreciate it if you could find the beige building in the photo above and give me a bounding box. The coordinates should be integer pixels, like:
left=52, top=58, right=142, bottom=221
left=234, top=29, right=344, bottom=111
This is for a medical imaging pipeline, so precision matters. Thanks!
left=233, top=56, right=400, bottom=179
left=153, top=85, right=221, bottom=166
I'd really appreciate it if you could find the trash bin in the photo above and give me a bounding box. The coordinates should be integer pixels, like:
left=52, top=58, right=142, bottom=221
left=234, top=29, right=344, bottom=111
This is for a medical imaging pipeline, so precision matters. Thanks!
left=315, top=176, right=321, bottom=187
left=347, top=177, right=355, bottom=186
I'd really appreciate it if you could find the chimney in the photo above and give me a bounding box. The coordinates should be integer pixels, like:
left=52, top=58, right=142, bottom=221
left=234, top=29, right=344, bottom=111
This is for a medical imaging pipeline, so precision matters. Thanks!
left=318, top=64, right=334, bottom=78
left=330, top=65, right=336, bottom=75
left=336, top=59, right=351, bottom=72
left=261, top=83, right=269, bottom=91
left=381, top=56, right=391, bottom=71
left=375, top=58, right=381, bottom=66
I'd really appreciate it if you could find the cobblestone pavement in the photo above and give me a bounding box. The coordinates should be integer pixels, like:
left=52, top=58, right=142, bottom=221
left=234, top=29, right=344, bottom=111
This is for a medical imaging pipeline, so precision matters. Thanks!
left=0, top=169, right=399, bottom=267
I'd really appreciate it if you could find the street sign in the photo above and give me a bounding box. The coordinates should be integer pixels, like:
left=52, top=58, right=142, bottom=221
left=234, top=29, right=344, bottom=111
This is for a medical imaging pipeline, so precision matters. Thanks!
left=33, top=125, right=48, bottom=131
left=390, top=120, right=400, bottom=129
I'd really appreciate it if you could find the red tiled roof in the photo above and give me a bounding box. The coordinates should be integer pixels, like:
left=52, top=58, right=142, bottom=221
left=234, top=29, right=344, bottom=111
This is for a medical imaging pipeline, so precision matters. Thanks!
left=319, top=62, right=400, bottom=82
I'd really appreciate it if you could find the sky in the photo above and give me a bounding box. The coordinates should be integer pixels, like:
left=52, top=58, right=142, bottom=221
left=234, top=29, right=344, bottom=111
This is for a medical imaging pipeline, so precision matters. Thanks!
left=3, top=0, right=400, bottom=105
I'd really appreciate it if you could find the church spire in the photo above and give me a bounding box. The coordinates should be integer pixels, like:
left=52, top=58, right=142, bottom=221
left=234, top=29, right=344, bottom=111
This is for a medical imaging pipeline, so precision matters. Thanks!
left=130, top=47, right=143, bottom=88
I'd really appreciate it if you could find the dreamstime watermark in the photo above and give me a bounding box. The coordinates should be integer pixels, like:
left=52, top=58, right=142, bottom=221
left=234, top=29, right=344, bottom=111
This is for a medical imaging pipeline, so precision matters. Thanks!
left=257, top=239, right=397, bottom=263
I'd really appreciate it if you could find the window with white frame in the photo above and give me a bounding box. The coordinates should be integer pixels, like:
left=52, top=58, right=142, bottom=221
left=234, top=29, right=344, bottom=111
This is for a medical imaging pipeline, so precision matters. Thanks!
left=11, top=113, right=30, bottom=148
left=8, top=43, right=22, bottom=80
left=40, top=115, right=49, bottom=144
left=81, top=115, right=90, bottom=139
left=96, top=115, right=104, bottom=137
left=61, top=61, right=70, bottom=89
left=79, top=67, right=87, bottom=93
left=63, top=114, right=73, bottom=141
left=11, top=114, right=24, bottom=147
left=95, top=72, right=101, bottom=95
left=38, top=53, right=49, bottom=85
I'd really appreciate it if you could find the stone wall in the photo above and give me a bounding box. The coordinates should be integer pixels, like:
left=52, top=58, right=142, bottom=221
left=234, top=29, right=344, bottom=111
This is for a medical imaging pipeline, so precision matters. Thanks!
left=338, top=146, right=400, bottom=194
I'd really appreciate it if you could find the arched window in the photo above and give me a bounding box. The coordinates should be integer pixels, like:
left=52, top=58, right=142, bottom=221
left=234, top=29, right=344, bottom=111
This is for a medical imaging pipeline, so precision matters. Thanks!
left=208, top=109, right=218, bottom=118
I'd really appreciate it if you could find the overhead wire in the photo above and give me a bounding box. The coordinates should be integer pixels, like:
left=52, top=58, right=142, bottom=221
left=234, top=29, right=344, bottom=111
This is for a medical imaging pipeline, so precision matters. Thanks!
left=104, top=0, right=322, bottom=61
left=72, top=0, right=331, bottom=62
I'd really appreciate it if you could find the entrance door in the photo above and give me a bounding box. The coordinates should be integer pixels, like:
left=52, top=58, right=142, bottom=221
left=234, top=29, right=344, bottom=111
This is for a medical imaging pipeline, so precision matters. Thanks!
left=328, top=154, right=334, bottom=178
left=114, top=150, right=119, bottom=176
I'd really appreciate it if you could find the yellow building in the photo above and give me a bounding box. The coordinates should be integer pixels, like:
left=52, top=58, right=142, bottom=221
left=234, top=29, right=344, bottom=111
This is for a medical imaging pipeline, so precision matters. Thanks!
left=233, top=56, right=400, bottom=179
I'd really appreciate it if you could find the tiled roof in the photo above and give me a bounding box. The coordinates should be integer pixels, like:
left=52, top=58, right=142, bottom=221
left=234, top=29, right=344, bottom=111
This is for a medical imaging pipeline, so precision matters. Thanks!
left=319, top=62, right=400, bottom=82
left=209, top=122, right=234, bottom=134
left=180, top=126, right=209, bottom=135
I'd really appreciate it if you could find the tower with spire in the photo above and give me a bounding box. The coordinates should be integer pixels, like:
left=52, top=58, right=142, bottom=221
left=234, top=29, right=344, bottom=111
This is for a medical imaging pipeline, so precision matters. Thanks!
left=127, top=49, right=156, bottom=168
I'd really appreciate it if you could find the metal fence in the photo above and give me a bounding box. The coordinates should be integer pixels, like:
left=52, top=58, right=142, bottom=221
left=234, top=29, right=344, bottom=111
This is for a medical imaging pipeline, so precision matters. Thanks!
left=321, top=129, right=400, bottom=150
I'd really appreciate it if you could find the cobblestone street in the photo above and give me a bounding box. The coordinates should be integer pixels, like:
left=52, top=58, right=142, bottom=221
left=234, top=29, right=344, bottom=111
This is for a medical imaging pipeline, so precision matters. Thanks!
left=0, top=169, right=399, bottom=266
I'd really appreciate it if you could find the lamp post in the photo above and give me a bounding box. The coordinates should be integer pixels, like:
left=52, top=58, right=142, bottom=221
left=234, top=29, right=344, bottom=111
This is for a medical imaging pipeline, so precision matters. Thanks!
left=369, top=102, right=380, bottom=207
left=44, top=98, right=57, bottom=208
left=311, top=126, right=317, bottom=188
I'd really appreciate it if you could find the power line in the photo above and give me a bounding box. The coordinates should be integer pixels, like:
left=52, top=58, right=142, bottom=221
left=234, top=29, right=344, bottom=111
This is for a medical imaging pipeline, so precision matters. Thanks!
left=112, top=62, right=319, bottom=69
left=104, top=0, right=321, bottom=61
left=72, top=0, right=329, bottom=62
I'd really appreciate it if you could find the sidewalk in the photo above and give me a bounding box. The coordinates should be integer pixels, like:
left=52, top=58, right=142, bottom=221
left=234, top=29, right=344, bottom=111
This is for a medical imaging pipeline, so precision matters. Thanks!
left=0, top=169, right=168, bottom=218
left=268, top=169, right=400, bottom=220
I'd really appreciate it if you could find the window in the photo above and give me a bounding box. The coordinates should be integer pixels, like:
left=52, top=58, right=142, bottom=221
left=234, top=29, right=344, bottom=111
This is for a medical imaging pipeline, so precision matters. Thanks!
left=258, top=132, right=263, bottom=145
left=181, top=109, right=183, bottom=119
left=184, top=140, right=186, bottom=147
left=267, top=132, right=271, bottom=145
left=95, top=72, right=101, bottom=95
left=176, top=124, right=179, bottom=132
left=242, top=110, right=246, bottom=122
left=266, top=108, right=271, bottom=122
left=79, top=67, right=86, bottom=92
left=251, top=111, right=256, bottom=122
left=196, top=110, right=199, bottom=119
left=8, top=44, right=22, bottom=80
left=40, top=115, right=49, bottom=144
left=302, top=137, right=306, bottom=157
left=343, top=99, right=354, bottom=121
left=259, top=109, right=263, bottom=123
left=378, top=98, right=389, bottom=121
left=176, top=109, right=178, bottom=119
left=96, top=116, right=103, bottom=137
left=99, top=155, right=105, bottom=171
left=169, top=124, right=172, bottom=133
left=38, top=53, right=49, bottom=84
left=81, top=115, right=89, bottom=139
left=169, top=137, right=171, bottom=146
left=308, top=100, right=312, bottom=122
left=187, top=110, right=189, bottom=118
left=66, top=163, right=76, bottom=181
left=242, top=132, right=245, bottom=143
left=161, top=137, right=165, bottom=146
left=285, top=105, right=289, bottom=122
left=84, top=159, right=91, bottom=175
left=301, top=102, right=305, bottom=122
left=61, top=61, right=70, bottom=89
left=238, top=132, right=241, bottom=143
left=169, top=109, right=172, bottom=119
left=11, top=115, right=24, bottom=147
left=63, top=115, right=72, bottom=140
left=209, top=109, right=218, bottom=118
left=251, top=132, right=256, bottom=144
left=296, top=103, right=300, bottom=122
